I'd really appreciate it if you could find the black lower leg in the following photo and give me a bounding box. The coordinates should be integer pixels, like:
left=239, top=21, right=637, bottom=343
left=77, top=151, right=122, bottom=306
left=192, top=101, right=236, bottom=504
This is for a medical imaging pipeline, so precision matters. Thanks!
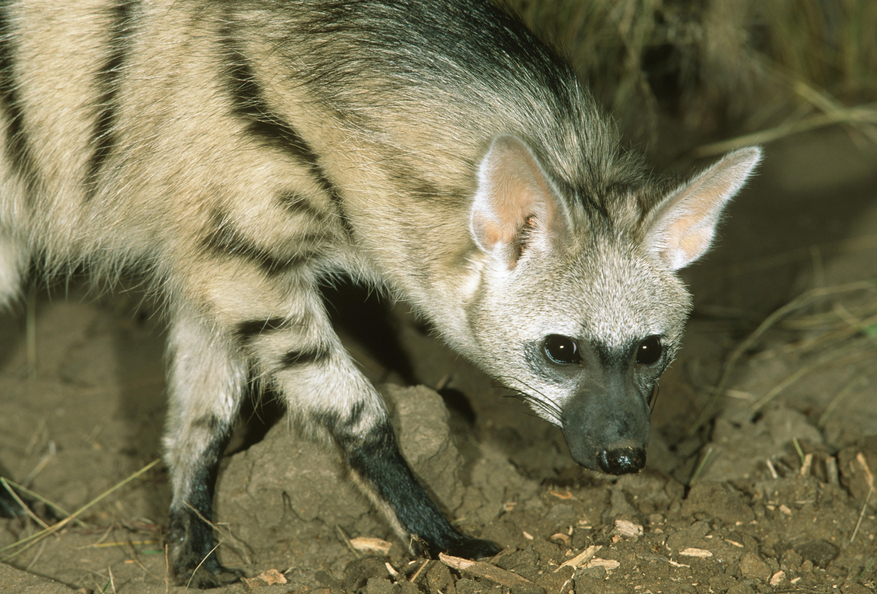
left=342, top=419, right=500, bottom=559
left=167, top=417, right=240, bottom=588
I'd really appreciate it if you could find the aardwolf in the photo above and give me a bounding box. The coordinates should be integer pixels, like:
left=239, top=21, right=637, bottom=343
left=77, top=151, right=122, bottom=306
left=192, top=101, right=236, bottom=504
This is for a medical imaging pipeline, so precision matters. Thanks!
left=0, top=0, right=761, bottom=586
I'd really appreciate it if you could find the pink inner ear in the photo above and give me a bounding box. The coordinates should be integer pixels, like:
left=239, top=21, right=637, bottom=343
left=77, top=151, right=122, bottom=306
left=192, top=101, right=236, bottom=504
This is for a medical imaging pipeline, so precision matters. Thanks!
left=470, top=135, right=558, bottom=257
left=646, top=147, right=762, bottom=271
left=471, top=210, right=511, bottom=249
left=665, top=217, right=716, bottom=271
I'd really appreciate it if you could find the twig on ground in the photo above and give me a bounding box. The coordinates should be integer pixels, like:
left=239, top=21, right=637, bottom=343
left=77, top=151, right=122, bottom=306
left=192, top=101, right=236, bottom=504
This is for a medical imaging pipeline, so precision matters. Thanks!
left=408, top=559, right=430, bottom=584
left=439, top=553, right=544, bottom=594
left=850, top=453, right=874, bottom=545
left=557, top=545, right=601, bottom=571
left=766, top=460, right=779, bottom=479
left=826, top=457, right=839, bottom=485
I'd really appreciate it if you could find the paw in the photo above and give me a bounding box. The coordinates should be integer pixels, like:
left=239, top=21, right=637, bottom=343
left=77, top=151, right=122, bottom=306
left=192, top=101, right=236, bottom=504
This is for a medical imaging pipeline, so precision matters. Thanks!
left=432, top=534, right=502, bottom=560
left=168, top=505, right=243, bottom=588
left=174, top=561, right=243, bottom=589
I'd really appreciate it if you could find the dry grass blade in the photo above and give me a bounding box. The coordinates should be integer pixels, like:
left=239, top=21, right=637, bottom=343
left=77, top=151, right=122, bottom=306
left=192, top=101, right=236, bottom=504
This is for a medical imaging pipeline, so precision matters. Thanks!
left=793, top=80, right=877, bottom=144
left=165, top=544, right=170, bottom=594
left=688, top=447, right=714, bottom=486
left=0, top=478, right=50, bottom=530
left=693, top=103, right=877, bottom=157
left=749, top=317, right=877, bottom=413
left=711, top=236, right=877, bottom=282
left=858, top=555, right=877, bottom=583
left=0, top=477, right=86, bottom=528
left=506, top=0, right=877, bottom=150
left=92, top=539, right=156, bottom=548
left=818, top=362, right=877, bottom=428
left=0, top=459, right=160, bottom=560
left=408, top=559, right=430, bottom=584
left=692, top=72, right=877, bottom=158
left=336, top=525, right=360, bottom=557
left=183, top=500, right=252, bottom=566
left=792, top=438, right=805, bottom=467
left=748, top=367, right=809, bottom=414
left=185, top=542, right=221, bottom=590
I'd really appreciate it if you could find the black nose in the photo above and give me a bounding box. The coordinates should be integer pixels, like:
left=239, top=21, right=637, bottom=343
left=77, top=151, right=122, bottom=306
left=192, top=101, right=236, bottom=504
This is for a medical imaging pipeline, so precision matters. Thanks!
left=598, top=447, right=646, bottom=475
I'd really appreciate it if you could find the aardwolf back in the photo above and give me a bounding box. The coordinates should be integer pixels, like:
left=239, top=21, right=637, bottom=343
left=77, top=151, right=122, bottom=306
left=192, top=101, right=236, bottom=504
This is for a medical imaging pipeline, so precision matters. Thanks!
left=0, top=0, right=761, bottom=587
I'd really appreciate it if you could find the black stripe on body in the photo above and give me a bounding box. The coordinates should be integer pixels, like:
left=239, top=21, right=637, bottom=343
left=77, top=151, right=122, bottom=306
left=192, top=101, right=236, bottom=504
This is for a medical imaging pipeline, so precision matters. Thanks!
left=277, top=190, right=328, bottom=222
left=279, top=345, right=329, bottom=369
left=201, top=209, right=315, bottom=276
left=85, top=0, right=136, bottom=199
left=370, top=142, right=470, bottom=206
left=313, top=399, right=365, bottom=438
left=386, top=166, right=444, bottom=202
left=235, top=317, right=292, bottom=341
left=385, top=161, right=469, bottom=206
left=220, top=28, right=354, bottom=236
left=0, top=2, right=39, bottom=198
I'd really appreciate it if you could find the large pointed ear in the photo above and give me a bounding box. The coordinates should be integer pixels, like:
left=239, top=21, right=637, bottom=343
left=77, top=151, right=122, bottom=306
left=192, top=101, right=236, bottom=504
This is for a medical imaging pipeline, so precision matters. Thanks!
left=644, top=147, right=763, bottom=271
left=470, top=135, right=567, bottom=267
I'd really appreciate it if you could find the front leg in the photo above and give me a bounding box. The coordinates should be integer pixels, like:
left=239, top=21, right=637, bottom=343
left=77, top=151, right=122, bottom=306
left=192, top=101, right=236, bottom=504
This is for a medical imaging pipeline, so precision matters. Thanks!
left=163, top=312, right=248, bottom=588
left=340, top=415, right=501, bottom=559
left=162, top=262, right=498, bottom=589
left=239, top=288, right=500, bottom=559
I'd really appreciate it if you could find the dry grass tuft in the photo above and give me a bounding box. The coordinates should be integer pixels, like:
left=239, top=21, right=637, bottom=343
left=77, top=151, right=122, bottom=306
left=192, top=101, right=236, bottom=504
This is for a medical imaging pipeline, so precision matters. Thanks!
left=504, top=0, right=877, bottom=150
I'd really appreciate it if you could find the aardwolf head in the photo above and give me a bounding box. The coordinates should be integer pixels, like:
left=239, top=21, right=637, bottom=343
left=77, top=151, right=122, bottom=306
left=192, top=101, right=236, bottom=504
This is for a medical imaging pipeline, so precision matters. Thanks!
left=464, top=135, right=761, bottom=474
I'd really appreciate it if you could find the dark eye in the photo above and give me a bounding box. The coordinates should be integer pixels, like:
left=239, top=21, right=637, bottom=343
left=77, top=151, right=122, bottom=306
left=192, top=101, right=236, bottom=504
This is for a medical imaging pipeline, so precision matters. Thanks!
left=544, top=334, right=581, bottom=365
left=636, top=335, right=663, bottom=365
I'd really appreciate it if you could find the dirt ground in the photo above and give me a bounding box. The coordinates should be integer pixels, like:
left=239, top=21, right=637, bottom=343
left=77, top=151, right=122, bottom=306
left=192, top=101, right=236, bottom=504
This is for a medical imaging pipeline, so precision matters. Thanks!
left=1, top=125, right=876, bottom=594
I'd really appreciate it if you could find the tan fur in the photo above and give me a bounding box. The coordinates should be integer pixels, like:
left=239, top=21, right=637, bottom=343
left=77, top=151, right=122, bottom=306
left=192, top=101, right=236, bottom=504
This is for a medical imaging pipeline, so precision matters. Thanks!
left=0, top=0, right=761, bottom=585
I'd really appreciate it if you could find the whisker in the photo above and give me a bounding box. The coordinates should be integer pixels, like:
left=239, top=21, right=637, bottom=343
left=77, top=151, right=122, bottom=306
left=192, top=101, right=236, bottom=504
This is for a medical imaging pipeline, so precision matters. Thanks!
left=499, top=378, right=564, bottom=425
left=528, top=397, right=563, bottom=422
left=516, top=381, right=563, bottom=415
left=527, top=399, right=562, bottom=422
left=649, top=382, right=660, bottom=413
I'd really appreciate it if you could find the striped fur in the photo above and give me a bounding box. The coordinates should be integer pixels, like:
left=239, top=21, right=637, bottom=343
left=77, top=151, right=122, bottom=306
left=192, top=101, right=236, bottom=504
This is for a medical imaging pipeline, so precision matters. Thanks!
left=0, top=0, right=761, bottom=587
